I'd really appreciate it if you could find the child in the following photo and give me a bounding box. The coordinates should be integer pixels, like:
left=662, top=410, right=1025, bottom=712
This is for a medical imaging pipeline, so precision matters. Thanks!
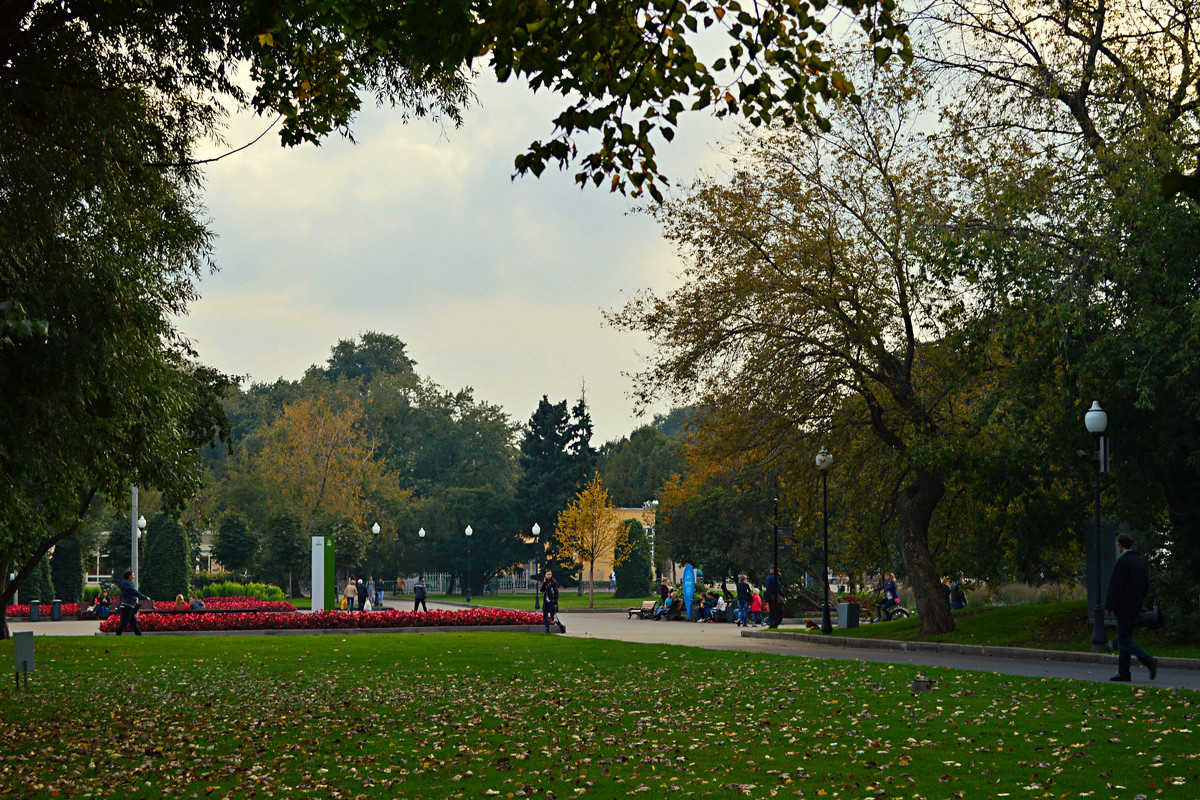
left=749, top=591, right=763, bottom=626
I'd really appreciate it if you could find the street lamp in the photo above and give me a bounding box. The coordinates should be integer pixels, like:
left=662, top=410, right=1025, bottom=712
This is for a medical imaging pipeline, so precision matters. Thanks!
left=464, top=525, right=473, bottom=604
left=418, top=527, right=425, bottom=582
left=643, top=499, right=660, bottom=582
left=532, top=523, right=542, bottom=610
left=1085, top=401, right=1109, bottom=652
left=133, top=514, right=147, bottom=589
left=371, top=522, right=381, bottom=606
left=815, top=448, right=834, bottom=634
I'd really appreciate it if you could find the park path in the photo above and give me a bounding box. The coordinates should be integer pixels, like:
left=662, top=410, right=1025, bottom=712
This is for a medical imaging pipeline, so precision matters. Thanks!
left=9, top=602, right=1199, bottom=691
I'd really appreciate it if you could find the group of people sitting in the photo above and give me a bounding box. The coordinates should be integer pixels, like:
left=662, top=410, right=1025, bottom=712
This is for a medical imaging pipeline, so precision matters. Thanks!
left=650, top=586, right=766, bottom=624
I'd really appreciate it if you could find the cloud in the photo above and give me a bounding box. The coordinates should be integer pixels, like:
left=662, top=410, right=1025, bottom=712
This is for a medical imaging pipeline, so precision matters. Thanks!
left=183, top=75, right=735, bottom=441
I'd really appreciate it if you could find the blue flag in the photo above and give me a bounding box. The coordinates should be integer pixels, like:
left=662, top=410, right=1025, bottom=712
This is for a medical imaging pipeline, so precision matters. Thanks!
left=682, top=564, right=696, bottom=620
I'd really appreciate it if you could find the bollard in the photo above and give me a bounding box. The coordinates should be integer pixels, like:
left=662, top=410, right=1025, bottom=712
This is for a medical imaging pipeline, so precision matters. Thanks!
left=28, top=600, right=39, bottom=622
left=51, top=599, right=62, bottom=621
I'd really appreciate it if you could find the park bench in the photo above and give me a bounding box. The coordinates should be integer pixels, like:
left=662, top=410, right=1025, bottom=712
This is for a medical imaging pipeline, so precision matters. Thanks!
left=628, top=600, right=657, bottom=619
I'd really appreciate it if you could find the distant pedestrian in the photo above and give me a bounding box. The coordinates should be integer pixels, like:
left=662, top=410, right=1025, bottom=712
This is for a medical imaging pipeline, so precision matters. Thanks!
left=659, top=579, right=670, bottom=604
left=115, top=570, right=151, bottom=636
left=344, top=576, right=358, bottom=611
left=765, top=567, right=785, bottom=628
left=950, top=572, right=968, bottom=610
left=609, top=570, right=616, bottom=591
left=357, top=578, right=367, bottom=611
left=749, top=591, right=763, bottom=626
left=413, top=576, right=428, bottom=612
left=1105, top=533, right=1158, bottom=682
left=735, top=574, right=751, bottom=627
left=367, top=577, right=376, bottom=607
left=540, top=570, right=565, bottom=633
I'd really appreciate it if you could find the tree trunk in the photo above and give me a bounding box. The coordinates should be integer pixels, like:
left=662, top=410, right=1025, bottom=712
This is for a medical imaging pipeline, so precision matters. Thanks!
left=588, top=561, right=595, bottom=608
left=894, top=467, right=954, bottom=635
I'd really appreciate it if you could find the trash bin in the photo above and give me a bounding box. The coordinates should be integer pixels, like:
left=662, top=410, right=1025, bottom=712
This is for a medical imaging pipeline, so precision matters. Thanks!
left=29, top=600, right=40, bottom=622
left=51, top=600, right=62, bottom=621
left=837, top=602, right=860, bottom=629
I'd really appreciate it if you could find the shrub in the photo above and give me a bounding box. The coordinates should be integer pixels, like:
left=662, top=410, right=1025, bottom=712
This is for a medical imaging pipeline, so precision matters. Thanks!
left=140, top=514, right=191, bottom=601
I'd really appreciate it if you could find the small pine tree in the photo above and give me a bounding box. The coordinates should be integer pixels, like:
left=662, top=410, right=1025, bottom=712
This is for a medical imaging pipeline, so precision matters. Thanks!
left=50, top=534, right=85, bottom=603
left=140, top=514, right=191, bottom=601
left=21, top=555, right=56, bottom=603
left=615, top=520, right=653, bottom=598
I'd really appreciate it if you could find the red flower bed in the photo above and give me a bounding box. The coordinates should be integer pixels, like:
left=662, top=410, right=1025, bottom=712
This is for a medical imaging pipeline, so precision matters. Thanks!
left=6, top=603, right=81, bottom=617
left=99, top=607, right=542, bottom=633
left=8, top=596, right=296, bottom=619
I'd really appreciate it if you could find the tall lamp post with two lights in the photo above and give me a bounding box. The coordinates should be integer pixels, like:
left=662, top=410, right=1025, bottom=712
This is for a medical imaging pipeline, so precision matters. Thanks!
left=815, top=448, right=834, bottom=634
left=532, top=523, right=542, bottom=610
left=1085, top=401, right=1110, bottom=652
left=464, top=525, right=473, bottom=604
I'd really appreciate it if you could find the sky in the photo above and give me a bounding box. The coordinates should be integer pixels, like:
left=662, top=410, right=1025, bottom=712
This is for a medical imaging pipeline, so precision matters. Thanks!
left=183, top=76, right=737, bottom=444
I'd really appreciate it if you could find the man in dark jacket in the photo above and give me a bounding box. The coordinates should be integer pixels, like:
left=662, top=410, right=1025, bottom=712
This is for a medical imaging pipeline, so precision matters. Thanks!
left=1104, top=533, right=1158, bottom=682
left=764, top=567, right=785, bottom=629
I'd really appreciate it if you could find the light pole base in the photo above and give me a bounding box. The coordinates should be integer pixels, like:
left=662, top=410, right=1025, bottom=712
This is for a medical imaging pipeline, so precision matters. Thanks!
left=1091, top=605, right=1108, bottom=652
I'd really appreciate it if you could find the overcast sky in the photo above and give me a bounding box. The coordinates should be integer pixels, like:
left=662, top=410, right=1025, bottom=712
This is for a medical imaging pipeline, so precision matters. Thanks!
left=183, top=76, right=736, bottom=443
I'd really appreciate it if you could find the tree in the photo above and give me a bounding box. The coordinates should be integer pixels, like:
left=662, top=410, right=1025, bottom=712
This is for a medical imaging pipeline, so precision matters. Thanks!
left=213, top=515, right=258, bottom=577
left=599, top=425, right=686, bottom=508
left=260, top=513, right=309, bottom=596
left=610, top=55, right=993, bottom=633
left=0, top=22, right=234, bottom=636
left=915, top=0, right=1200, bottom=633
left=614, top=520, right=653, bottom=598
left=20, top=557, right=54, bottom=604
left=140, top=514, right=191, bottom=601
left=2, top=0, right=909, bottom=204
left=515, top=395, right=597, bottom=581
left=554, top=474, right=630, bottom=608
left=49, top=534, right=84, bottom=604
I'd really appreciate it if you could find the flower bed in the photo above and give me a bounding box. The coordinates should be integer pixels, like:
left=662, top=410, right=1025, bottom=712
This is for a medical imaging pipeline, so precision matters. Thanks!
left=9, top=596, right=297, bottom=620
left=6, top=603, right=81, bottom=618
left=99, top=607, right=542, bottom=633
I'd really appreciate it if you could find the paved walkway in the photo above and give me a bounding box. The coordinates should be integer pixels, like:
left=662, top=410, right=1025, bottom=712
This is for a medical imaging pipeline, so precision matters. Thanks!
left=10, top=606, right=1198, bottom=691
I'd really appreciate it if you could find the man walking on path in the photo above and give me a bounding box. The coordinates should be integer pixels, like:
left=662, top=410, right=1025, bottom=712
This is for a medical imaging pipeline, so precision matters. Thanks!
left=1104, top=533, right=1158, bottom=682
left=412, top=576, right=428, bottom=612
left=765, top=567, right=784, bottom=629
left=736, top=574, right=751, bottom=627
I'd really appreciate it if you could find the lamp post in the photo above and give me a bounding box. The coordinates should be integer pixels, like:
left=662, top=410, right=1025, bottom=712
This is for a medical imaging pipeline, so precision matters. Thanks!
left=369, top=522, right=379, bottom=604
left=418, top=527, right=425, bottom=581
left=132, top=513, right=147, bottom=590
left=815, top=448, right=834, bottom=634
left=1085, top=401, right=1109, bottom=652
left=643, top=499, right=659, bottom=582
left=464, top=525, right=473, bottom=604
left=532, top=523, right=542, bottom=610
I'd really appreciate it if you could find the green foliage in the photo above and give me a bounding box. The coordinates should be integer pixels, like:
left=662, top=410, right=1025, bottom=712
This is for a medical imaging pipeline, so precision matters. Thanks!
left=260, top=513, right=308, bottom=595
left=212, top=515, right=257, bottom=576
left=139, top=515, right=191, bottom=601
left=49, top=535, right=84, bottom=604
left=515, top=395, right=597, bottom=577
left=598, top=425, right=685, bottom=508
left=197, top=581, right=285, bottom=601
left=20, top=556, right=55, bottom=603
left=614, top=520, right=653, bottom=598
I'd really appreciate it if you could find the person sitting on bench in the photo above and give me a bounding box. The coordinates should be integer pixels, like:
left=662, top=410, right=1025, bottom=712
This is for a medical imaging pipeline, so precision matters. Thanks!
left=654, top=591, right=678, bottom=620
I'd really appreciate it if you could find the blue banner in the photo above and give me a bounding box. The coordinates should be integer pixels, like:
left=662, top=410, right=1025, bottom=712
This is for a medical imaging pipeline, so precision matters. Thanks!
left=682, top=564, right=695, bottom=620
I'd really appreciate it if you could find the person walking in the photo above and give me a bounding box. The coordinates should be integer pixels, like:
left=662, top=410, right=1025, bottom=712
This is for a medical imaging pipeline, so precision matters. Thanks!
left=1105, top=533, right=1159, bottom=682
left=735, top=574, right=751, bottom=627
left=765, top=566, right=785, bottom=628
left=357, top=577, right=367, bottom=611
left=344, top=575, right=358, bottom=611
left=413, top=575, right=428, bottom=612
left=115, top=570, right=151, bottom=636
left=540, top=570, right=565, bottom=633
left=949, top=572, right=968, bottom=610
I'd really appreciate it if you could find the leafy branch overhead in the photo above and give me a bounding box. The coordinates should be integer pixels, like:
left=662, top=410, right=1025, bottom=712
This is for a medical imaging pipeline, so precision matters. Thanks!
left=1, top=0, right=910, bottom=204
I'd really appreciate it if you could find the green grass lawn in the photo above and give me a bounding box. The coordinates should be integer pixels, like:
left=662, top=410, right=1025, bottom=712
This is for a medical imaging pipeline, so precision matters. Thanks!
left=789, top=599, right=1200, bottom=659
left=1, top=633, right=1197, bottom=799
